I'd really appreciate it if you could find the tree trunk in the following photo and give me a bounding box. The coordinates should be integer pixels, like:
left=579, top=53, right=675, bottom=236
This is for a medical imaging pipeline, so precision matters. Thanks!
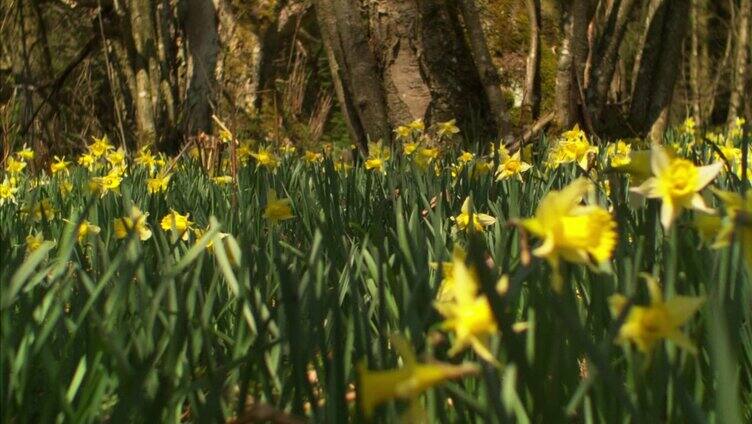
left=554, top=0, right=592, bottom=130
left=458, top=0, right=512, bottom=140
left=586, top=0, right=639, bottom=124
left=315, top=0, right=504, bottom=149
left=629, top=0, right=690, bottom=140
left=727, top=0, right=750, bottom=129
left=184, top=0, right=220, bottom=136
left=522, top=0, right=542, bottom=123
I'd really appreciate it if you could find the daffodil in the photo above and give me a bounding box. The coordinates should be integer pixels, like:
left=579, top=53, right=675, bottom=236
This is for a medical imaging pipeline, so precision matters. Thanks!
left=75, top=220, right=101, bottom=243
left=452, top=196, right=496, bottom=232
left=211, top=175, right=233, bottom=185
left=436, top=119, right=460, bottom=138
left=631, top=144, right=722, bottom=230
left=0, top=177, right=18, bottom=206
left=160, top=209, right=194, bottom=240
left=696, top=190, right=752, bottom=274
left=6, top=157, right=27, bottom=174
left=394, top=125, right=412, bottom=140
left=434, top=247, right=522, bottom=363
left=679, top=117, right=696, bottom=136
left=403, top=142, right=419, bottom=155
left=105, top=148, right=126, bottom=169
left=16, top=144, right=34, bottom=160
left=495, top=151, right=531, bottom=181
left=357, top=333, right=479, bottom=421
left=89, top=135, right=113, bottom=157
left=134, top=146, right=160, bottom=172
left=547, top=125, right=597, bottom=170
left=89, top=170, right=123, bottom=197
left=304, top=150, right=323, bottom=164
left=50, top=156, right=70, bottom=175
left=365, top=142, right=390, bottom=173
left=264, top=190, right=294, bottom=222
left=251, top=148, right=279, bottom=169
left=78, top=152, right=97, bottom=171
left=521, top=178, right=617, bottom=291
left=458, top=151, right=474, bottom=164
left=609, top=275, right=704, bottom=355
left=280, top=143, right=296, bottom=155
left=114, top=206, right=152, bottom=241
left=607, top=140, right=632, bottom=167
left=414, top=147, right=440, bottom=171
left=147, top=173, right=171, bottom=194
left=59, top=179, right=73, bottom=198
left=334, top=160, right=353, bottom=172
left=25, top=198, right=56, bottom=222
left=716, top=140, right=741, bottom=173
left=26, top=233, right=46, bottom=255
left=408, top=119, right=425, bottom=133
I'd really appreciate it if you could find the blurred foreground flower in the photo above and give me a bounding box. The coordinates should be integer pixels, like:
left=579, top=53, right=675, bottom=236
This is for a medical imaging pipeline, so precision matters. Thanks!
left=114, top=206, right=152, bottom=241
left=521, top=178, right=616, bottom=292
left=610, top=275, right=704, bottom=356
left=264, top=190, right=294, bottom=223
left=357, top=333, right=478, bottom=421
left=434, top=247, right=522, bottom=363
left=631, top=144, right=721, bottom=230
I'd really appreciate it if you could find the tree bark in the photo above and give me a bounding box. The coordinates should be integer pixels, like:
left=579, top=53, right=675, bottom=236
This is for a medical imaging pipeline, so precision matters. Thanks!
left=522, top=0, right=542, bottom=122
left=727, top=0, right=750, bottom=129
left=554, top=0, right=592, bottom=130
left=315, top=0, right=504, bottom=149
left=184, top=0, right=220, bottom=136
left=629, top=0, right=690, bottom=140
left=458, top=0, right=512, bottom=139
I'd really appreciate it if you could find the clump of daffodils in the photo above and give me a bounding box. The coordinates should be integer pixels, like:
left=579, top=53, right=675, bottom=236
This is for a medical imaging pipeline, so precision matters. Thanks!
left=521, top=178, right=617, bottom=292
left=546, top=125, right=598, bottom=170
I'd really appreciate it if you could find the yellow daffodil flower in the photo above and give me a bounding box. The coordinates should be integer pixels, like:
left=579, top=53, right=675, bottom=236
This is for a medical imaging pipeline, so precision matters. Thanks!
left=408, top=119, right=425, bottom=133
left=26, top=233, right=46, bottom=255
left=78, top=152, right=97, bottom=171
left=609, top=275, right=704, bottom=355
left=147, top=173, right=172, bottom=194
left=521, top=178, right=617, bottom=291
left=304, top=150, right=323, bottom=164
left=16, top=144, right=34, bottom=160
left=89, top=135, right=113, bottom=157
left=607, top=140, right=632, bottom=167
left=105, top=148, right=126, bottom=169
left=160, top=209, right=194, bottom=240
left=452, top=196, right=496, bottom=232
left=437, top=119, right=460, bottom=138
left=495, top=151, right=531, bottom=181
left=403, top=142, right=419, bottom=155
left=24, top=198, right=56, bottom=222
left=251, top=148, right=279, bottom=169
left=50, top=156, right=70, bottom=175
left=6, top=157, right=27, bottom=175
left=89, top=170, right=123, bottom=197
left=114, top=206, right=152, bottom=241
left=75, top=220, right=101, bottom=243
left=414, top=147, right=440, bottom=171
left=334, top=160, right=353, bottom=172
left=357, top=333, right=479, bottom=421
left=365, top=142, right=390, bottom=173
left=394, top=125, right=412, bottom=140
left=547, top=125, right=597, bottom=170
left=280, top=143, right=296, bottom=155
left=433, top=248, right=524, bottom=363
left=264, top=190, right=294, bottom=223
left=458, top=151, right=474, bottom=164
left=631, top=144, right=722, bottom=230
left=211, top=175, right=233, bottom=185
left=0, top=177, right=18, bottom=206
